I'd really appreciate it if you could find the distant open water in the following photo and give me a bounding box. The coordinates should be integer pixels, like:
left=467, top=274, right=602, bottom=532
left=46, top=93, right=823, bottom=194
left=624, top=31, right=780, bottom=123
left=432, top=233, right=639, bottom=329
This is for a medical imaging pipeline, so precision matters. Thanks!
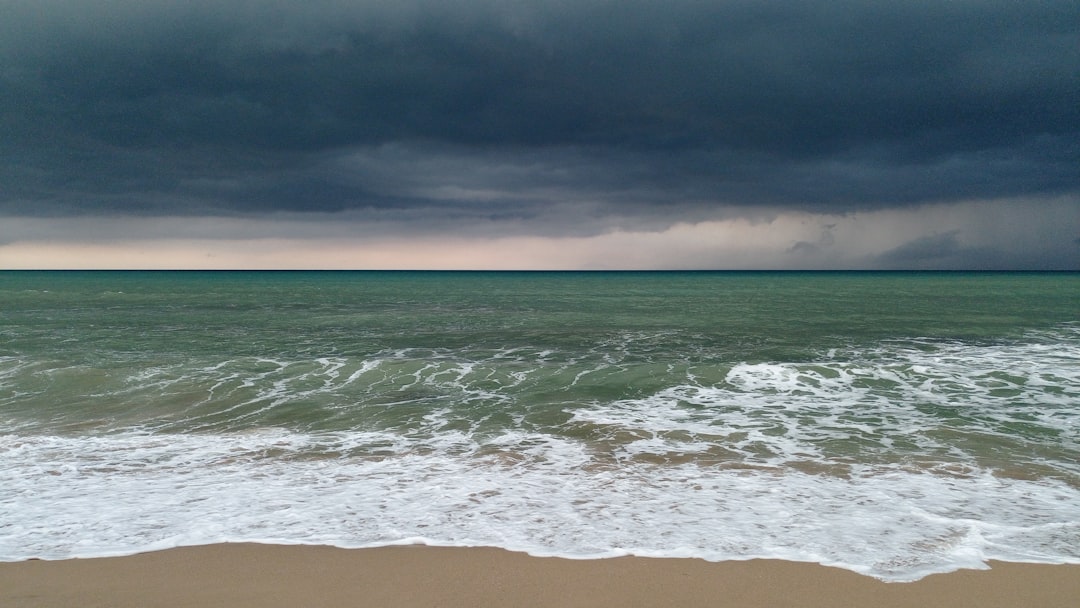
left=1, top=271, right=1078, bottom=580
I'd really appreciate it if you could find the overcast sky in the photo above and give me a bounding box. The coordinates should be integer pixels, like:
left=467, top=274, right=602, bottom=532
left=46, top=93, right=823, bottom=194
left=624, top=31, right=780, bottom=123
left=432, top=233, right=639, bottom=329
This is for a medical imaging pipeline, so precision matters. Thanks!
left=2, top=0, right=1078, bottom=269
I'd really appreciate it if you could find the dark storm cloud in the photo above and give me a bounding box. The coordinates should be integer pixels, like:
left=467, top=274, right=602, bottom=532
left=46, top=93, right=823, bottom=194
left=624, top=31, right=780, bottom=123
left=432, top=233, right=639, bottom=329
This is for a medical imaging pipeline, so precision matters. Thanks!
left=1, top=0, right=1078, bottom=223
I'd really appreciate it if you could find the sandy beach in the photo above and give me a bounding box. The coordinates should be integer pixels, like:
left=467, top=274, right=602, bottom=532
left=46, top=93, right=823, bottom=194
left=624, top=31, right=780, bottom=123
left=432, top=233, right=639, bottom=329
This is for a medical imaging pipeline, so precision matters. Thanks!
left=2, top=544, right=1078, bottom=608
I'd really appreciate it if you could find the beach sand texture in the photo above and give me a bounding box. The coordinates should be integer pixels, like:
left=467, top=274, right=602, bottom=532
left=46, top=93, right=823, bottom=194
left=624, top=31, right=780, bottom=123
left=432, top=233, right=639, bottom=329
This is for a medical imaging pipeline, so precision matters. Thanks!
left=2, top=544, right=1078, bottom=608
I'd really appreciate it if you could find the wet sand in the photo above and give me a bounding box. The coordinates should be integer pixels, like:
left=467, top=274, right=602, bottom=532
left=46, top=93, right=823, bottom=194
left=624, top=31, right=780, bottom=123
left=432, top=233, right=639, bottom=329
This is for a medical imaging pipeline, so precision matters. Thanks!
left=2, top=544, right=1078, bottom=608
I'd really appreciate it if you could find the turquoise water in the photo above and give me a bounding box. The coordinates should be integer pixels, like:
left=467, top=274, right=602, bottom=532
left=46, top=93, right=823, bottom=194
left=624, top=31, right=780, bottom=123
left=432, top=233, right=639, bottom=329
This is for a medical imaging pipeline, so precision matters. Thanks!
left=1, top=271, right=1078, bottom=579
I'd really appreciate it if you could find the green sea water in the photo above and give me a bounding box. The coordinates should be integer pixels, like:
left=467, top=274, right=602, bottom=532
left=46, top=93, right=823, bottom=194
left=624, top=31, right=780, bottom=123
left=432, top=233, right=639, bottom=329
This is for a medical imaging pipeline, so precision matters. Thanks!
left=2, top=271, right=1078, bottom=579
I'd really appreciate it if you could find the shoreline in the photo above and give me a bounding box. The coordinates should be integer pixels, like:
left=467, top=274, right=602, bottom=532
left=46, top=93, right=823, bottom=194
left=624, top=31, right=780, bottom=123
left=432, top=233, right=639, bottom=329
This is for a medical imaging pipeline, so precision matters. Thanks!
left=2, top=544, right=1078, bottom=607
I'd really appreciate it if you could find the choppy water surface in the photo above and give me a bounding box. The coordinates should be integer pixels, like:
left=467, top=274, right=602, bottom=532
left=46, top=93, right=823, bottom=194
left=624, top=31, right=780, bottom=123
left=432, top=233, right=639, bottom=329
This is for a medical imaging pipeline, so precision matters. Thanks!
left=1, top=271, right=1078, bottom=580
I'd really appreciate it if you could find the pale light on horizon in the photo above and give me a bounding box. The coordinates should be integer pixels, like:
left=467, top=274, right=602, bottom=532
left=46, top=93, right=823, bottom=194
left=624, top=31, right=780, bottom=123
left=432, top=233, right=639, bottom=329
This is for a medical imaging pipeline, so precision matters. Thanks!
left=2, top=198, right=1076, bottom=270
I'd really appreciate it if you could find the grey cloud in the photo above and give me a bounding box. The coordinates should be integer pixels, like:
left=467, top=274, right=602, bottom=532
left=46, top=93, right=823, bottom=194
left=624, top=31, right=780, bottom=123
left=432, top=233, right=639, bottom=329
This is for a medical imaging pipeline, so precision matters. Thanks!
left=878, top=231, right=965, bottom=263
left=786, top=224, right=836, bottom=256
left=786, top=241, right=822, bottom=256
left=1, top=0, right=1078, bottom=227
left=873, top=231, right=1041, bottom=269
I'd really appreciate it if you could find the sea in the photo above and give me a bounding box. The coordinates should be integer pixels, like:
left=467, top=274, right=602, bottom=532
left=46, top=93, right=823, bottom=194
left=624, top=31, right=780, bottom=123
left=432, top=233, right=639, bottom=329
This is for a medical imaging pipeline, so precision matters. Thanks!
left=1, top=270, right=1077, bottom=581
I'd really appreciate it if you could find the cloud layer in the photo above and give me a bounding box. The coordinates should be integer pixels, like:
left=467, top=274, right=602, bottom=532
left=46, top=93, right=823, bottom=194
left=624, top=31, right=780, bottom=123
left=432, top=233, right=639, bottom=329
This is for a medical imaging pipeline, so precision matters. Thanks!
left=1, top=1, right=1078, bottom=267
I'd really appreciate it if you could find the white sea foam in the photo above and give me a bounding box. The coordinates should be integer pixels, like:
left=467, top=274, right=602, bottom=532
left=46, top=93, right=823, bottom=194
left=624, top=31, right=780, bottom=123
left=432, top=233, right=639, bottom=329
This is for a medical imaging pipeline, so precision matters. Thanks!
left=2, top=331, right=1078, bottom=580
left=2, top=426, right=1078, bottom=580
left=569, top=334, right=1080, bottom=477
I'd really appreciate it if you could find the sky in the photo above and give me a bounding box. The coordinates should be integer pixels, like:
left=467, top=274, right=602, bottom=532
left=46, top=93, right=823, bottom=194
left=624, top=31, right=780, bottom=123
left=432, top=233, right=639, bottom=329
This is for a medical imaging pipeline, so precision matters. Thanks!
left=1, top=0, right=1078, bottom=269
